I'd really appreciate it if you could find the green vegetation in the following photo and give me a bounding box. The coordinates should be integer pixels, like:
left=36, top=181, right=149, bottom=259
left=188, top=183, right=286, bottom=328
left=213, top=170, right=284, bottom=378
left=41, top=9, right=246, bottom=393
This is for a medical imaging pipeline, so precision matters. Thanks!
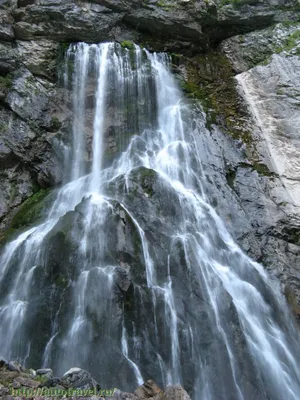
left=0, top=73, right=13, bottom=90
left=120, top=40, right=135, bottom=50
left=57, top=42, right=73, bottom=82
left=285, top=286, right=300, bottom=317
left=178, top=51, right=275, bottom=177
left=181, top=51, right=252, bottom=141
left=59, top=42, right=70, bottom=51
left=225, top=161, right=276, bottom=192
left=251, top=162, right=275, bottom=177
left=10, top=189, right=51, bottom=229
left=258, top=56, right=272, bottom=67
left=275, top=29, right=300, bottom=54
left=239, top=161, right=276, bottom=177
left=28, top=120, right=40, bottom=132
left=136, top=167, right=157, bottom=196
left=282, top=227, right=300, bottom=245
left=9, top=183, right=17, bottom=203
left=54, top=274, right=69, bottom=288
left=0, top=122, right=8, bottom=133
left=226, top=168, right=236, bottom=189
left=180, top=80, right=218, bottom=126
left=50, top=116, right=62, bottom=131
left=120, top=41, right=140, bottom=69
left=34, top=375, right=48, bottom=384
left=156, top=0, right=177, bottom=11
left=157, top=0, right=170, bottom=10
left=0, top=189, right=52, bottom=245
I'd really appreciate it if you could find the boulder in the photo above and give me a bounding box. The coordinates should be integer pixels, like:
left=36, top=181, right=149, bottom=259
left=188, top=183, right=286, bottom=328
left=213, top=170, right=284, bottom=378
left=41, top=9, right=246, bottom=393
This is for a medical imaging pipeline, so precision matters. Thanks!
left=161, top=385, right=190, bottom=400
left=7, top=361, right=23, bottom=373
left=61, top=368, right=99, bottom=390
left=36, top=368, right=53, bottom=378
left=134, top=380, right=162, bottom=398
left=43, top=377, right=62, bottom=387
left=14, top=376, right=41, bottom=388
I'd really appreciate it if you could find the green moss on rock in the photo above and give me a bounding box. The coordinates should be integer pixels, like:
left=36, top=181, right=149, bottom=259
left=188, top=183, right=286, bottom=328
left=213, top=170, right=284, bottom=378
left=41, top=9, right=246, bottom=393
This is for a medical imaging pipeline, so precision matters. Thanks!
left=0, top=73, right=13, bottom=90
left=237, top=161, right=276, bottom=178
left=177, top=50, right=276, bottom=177
left=134, top=167, right=157, bottom=197
left=275, top=29, right=300, bottom=54
left=120, top=40, right=135, bottom=50
left=49, top=116, right=62, bottom=132
left=252, top=162, right=275, bottom=177
left=180, top=51, right=251, bottom=139
left=226, top=168, right=236, bottom=189
left=0, top=189, right=54, bottom=246
left=10, top=189, right=51, bottom=230
left=285, top=285, right=300, bottom=318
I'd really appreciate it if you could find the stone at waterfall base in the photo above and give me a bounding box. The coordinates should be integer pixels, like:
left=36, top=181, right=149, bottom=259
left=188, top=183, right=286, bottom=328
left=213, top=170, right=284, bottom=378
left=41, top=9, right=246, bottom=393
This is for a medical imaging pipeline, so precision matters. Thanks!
left=0, top=361, right=190, bottom=400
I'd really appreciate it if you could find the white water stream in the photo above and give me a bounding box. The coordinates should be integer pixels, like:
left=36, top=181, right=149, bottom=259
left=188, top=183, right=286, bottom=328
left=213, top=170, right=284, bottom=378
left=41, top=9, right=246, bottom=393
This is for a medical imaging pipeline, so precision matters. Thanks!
left=0, top=43, right=299, bottom=399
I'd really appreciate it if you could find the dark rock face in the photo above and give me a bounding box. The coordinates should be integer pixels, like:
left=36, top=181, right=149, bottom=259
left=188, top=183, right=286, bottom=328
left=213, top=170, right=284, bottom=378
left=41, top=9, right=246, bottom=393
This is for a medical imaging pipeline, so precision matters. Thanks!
left=7, top=0, right=300, bottom=52
left=0, top=36, right=68, bottom=231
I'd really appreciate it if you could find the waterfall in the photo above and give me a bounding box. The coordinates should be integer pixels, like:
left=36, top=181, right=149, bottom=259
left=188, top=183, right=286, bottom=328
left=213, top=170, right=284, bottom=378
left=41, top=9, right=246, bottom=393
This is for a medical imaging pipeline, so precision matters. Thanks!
left=0, top=43, right=300, bottom=399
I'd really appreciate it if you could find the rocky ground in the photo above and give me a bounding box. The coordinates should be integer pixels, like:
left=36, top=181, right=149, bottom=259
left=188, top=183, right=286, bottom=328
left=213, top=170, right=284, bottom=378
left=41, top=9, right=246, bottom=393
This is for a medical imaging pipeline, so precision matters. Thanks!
left=0, top=360, right=190, bottom=400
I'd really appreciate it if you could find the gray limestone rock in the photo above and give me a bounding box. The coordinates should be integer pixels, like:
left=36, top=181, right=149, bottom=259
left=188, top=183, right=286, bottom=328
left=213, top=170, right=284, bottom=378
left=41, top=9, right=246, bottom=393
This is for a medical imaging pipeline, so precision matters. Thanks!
left=61, top=368, right=99, bottom=390
left=0, top=10, right=15, bottom=41
left=16, top=39, right=59, bottom=78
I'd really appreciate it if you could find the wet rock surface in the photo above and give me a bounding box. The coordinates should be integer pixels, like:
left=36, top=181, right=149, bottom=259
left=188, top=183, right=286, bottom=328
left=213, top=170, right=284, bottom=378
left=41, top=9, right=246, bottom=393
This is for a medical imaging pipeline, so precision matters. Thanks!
left=1, top=0, right=300, bottom=234
left=1, top=0, right=300, bottom=391
left=217, top=22, right=300, bottom=316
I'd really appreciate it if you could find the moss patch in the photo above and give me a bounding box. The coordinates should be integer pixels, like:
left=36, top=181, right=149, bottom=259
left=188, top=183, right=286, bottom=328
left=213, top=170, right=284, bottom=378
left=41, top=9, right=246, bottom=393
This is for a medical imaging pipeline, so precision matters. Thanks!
left=226, top=168, right=236, bottom=189
left=281, top=226, right=300, bottom=246
left=251, top=162, right=275, bottom=177
left=34, top=375, right=48, bottom=385
left=49, top=116, right=62, bottom=132
left=0, top=189, right=53, bottom=245
left=134, top=167, right=157, bottom=197
left=10, top=189, right=51, bottom=230
left=177, top=50, right=275, bottom=176
left=285, top=285, right=300, bottom=318
left=120, top=40, right=135, bottom=50
left=275, top=29, right=300, bottom=54
left=0, top=73, right=13, bottom=90
left=179, top=51, right=252, bottom=140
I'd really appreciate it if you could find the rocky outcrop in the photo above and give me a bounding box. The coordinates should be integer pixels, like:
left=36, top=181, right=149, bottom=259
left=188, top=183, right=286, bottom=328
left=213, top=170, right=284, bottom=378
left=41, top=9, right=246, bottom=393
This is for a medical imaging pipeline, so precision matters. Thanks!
left=180, top=22, right=300, bottom=317
left=4, top=0, right=300, bottom=52
left=0, top=361, right=190, bottom=400
left=0, top=35, right=69, bottom=230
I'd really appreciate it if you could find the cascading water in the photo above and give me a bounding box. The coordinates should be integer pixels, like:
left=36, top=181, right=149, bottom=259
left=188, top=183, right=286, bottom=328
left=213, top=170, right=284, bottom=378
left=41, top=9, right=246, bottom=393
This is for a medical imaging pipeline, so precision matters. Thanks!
left=0, top=42, right=300, bottom=399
